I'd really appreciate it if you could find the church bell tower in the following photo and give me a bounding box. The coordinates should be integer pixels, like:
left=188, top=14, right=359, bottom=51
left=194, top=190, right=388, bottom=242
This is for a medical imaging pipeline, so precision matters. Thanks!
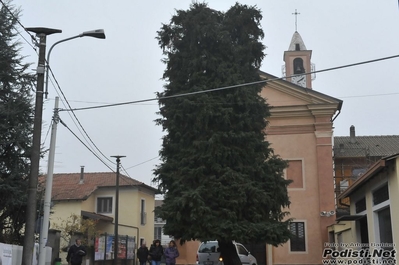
left=283, top=31, right=313, bottom=89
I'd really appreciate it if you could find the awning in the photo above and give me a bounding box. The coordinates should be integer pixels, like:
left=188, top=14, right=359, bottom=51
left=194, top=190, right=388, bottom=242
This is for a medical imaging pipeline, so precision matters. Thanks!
left=81, top=211, right=114, bottom=222
left=336, top=215, right=365, bottom=221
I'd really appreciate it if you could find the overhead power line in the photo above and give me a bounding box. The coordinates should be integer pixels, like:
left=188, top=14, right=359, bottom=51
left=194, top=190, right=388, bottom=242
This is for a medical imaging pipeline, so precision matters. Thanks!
left=1, top=0, right=115, bottom=170
left=59, top=118, right=115, bottom=172
left=124, top=156, right=160, bottom=170
left=120, top=164, right=132, bottom=179
left=63, top=80, right=268, bottom=112
left=0, top=0, right=39, bottom=51
left=61, top=54, right=399, bottom=112
left=338, top=92, right=399, bottom=99
left=41, top=119, right=53, bottom=146
left=47, top=65, right=116, bottom=166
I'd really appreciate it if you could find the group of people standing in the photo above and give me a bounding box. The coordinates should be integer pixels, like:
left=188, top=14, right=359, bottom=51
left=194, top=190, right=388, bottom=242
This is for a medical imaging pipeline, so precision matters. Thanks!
left=137, top=239, right=179, bottom=265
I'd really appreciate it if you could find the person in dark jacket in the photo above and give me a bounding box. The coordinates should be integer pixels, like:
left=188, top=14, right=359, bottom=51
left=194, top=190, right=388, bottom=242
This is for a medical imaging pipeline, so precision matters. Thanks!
left=164, top=240, right=179, bottom=265
left=66, top=239, right=86, bottom=265
left=137, top=242, right=149, bottom=265
left=149, top=239, right=163, bottom=265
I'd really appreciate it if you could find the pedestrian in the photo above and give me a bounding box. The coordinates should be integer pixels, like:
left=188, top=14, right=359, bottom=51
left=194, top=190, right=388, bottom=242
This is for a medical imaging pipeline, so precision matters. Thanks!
left=164, top=240, right=179, bottom=265
left=137, top=242, right=149, bottom=265
left=149, top=239, right=164, bottom=265
left=66, top=239, right=86, bottom=265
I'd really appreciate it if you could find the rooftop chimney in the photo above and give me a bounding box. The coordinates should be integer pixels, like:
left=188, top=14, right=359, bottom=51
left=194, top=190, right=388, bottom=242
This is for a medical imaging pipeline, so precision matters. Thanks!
left=79, top=166, right=84, bottom=184
left=350, top=125, right=356, bottom=143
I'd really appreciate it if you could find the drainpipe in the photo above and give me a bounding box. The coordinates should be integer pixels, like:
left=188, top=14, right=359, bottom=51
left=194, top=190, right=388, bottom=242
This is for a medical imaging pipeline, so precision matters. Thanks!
left=331, top=109, right=341, bottom=122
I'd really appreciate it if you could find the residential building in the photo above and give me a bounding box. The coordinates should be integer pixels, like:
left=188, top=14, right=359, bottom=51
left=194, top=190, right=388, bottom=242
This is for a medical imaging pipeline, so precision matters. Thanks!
left=153, top=200, right=200, bottom=264
left=333, top=126, right=399, bottom=215
left=154, top=200, right=169, bottom=245
left=329, top=154, right=399, bottom=263
left=42, top=167, right=157, bottom=263
left=261, top=31, right=342, bottom=265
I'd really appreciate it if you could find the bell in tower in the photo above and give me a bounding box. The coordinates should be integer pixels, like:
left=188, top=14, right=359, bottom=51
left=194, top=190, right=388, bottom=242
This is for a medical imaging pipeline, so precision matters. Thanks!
left=283, top=31, right=313, bottom=88
left=293, top=58, right=305, bottom=74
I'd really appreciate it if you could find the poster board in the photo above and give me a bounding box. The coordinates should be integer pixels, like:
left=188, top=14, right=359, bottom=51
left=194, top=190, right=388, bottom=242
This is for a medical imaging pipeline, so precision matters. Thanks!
left=0, top=243, right=12, bottom=265
left=94, top=235, right=136, bottom=260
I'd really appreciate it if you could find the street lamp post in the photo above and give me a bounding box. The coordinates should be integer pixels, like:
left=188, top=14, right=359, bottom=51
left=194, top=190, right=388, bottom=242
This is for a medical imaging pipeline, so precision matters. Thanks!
left=23, top=27, right=62, bottom=265
left=111, top=155, right=126, bottom=265
left=37, top=29, right=106, bottom=265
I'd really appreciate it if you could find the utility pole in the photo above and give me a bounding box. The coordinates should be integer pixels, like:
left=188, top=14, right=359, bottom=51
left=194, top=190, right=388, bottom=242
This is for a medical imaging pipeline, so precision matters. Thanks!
left=111, top=155, right=125, bottom=265
left=23, top=27, right=61, bottom=265
left=38, top=97, right=59, bottom=265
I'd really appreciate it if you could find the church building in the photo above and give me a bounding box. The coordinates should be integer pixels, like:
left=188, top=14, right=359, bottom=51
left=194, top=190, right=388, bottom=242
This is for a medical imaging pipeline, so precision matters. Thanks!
left=261, top=31, right=342, bottom=265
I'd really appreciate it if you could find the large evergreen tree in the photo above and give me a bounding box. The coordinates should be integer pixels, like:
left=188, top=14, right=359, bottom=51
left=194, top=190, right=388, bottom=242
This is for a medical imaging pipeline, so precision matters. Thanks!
left=0, top=0, right=35, bottom=244
left=155, top=3, right=292, bottom=264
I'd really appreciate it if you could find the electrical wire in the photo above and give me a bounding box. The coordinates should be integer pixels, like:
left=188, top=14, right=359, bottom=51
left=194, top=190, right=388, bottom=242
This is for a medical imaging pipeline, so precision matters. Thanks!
left=47, top=76, right=90, bottom=137
left=48, top=91, right=399, bottom=107
left=0, top=0, right=39, bottom=50
left=45, top=85, right=120, bottom=184
left=62, top=54, right=399, bottom=112
left=119, top=163, right=153, bottom=184
left=0, top=0, right=115, bottom=170
left=47, top=65, right=116, bottom=166
left=124, top=156, right=160, bottom=170
left=120, top=164, right=132, bottom=179
left=59, top=118, right=115, bottom=172
left=50, top=54, right=399, bottom=173
left=15, top=29, right=38, bottom=52
left=50, top=52, right=399, bottom=175
left=63, top=79, right=268, bottom=112
left=46, top=75, right=108, bottom=162
left=338, top=92, right=399, bottom=99
left=41, top=119, right=53, bottom=146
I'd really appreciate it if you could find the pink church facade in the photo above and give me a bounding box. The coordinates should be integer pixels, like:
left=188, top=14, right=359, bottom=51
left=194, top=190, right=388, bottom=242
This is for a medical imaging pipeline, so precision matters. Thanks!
left=262, top=32, right=342, bottom=265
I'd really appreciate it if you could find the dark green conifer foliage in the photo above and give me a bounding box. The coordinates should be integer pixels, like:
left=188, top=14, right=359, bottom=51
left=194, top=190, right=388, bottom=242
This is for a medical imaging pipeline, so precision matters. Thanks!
left=0, top=0, right=35, bottom=244
left=155, top=3, right=292, bottom=261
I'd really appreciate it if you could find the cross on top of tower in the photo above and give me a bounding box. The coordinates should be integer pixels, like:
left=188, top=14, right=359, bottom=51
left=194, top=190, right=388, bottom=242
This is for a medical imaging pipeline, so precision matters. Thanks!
left=292, top=9, right=300, bottom=32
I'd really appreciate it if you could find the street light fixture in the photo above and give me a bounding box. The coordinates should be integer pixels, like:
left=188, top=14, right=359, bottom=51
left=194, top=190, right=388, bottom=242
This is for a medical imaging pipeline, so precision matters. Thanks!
left=38, top=29, right=106, bottom=265
left=44, top=29, right=106, bottom=98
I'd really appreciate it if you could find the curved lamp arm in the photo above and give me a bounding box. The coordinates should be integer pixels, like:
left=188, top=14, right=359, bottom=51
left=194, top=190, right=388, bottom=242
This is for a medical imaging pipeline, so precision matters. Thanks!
left=44, top=29, right=106, bottom=98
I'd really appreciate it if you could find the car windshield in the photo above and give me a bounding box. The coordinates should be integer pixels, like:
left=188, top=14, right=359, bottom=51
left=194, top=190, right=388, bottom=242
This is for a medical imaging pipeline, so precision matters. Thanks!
left=198, top=242, right=219, bottom=253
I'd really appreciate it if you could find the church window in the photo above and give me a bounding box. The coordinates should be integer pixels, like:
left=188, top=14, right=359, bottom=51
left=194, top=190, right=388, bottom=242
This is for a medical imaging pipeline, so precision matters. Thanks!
left=290, top=222, right=306, bottom=251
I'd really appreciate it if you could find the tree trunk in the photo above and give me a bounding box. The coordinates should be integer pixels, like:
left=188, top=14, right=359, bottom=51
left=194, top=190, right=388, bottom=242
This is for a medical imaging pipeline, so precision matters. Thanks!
left=218, top=240, right=241, bottom=265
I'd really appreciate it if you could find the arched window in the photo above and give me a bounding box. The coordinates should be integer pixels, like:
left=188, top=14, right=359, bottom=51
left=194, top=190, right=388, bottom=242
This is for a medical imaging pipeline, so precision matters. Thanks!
left=293, top=58, right=305, bottom=74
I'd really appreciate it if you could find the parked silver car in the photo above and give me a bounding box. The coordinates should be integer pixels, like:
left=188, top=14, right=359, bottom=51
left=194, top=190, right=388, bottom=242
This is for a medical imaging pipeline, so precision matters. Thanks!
left=196, top=241, right=257, bottom=265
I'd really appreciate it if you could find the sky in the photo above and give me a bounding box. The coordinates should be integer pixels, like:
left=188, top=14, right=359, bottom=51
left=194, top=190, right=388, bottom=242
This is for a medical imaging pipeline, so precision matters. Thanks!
left=9, top=0, right=399, bottom=186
